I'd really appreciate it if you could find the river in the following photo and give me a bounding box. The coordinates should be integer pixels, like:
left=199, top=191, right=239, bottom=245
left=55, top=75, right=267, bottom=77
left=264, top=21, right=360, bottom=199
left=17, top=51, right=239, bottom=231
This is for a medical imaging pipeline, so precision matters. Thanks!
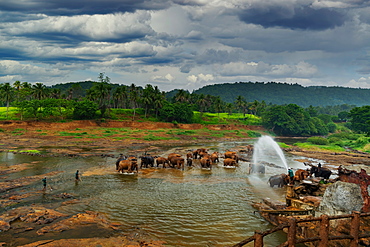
left=0, top=139, right=309, bottom=247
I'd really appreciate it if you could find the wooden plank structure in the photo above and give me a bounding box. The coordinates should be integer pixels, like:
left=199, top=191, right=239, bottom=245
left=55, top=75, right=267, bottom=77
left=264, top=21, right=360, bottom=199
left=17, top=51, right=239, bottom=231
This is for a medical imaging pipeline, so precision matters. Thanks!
left=231, top=211, right=370, bottom=247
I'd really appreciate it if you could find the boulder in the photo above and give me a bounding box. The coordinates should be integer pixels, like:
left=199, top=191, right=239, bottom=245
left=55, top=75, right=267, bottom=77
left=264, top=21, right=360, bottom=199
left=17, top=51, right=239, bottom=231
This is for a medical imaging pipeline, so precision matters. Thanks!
left=318, top=181, right=363, bottom=216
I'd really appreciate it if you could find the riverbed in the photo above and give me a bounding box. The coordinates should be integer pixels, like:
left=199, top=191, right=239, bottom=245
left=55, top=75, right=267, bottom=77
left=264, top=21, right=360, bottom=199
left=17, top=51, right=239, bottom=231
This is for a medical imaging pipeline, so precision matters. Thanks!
left=1, top=140, right=309, bottom=247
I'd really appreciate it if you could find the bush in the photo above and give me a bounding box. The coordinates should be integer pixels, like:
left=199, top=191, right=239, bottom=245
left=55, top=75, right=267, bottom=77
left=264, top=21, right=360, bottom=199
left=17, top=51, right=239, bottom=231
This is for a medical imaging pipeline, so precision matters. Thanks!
left=328, top=137, right=345, bottom=147
left=159, top=102, right=193, bottom=123
left=354, top=136, right=369, bottom=146
left=246, top=130, right=262, bottom=138
left=328, top=132, right=361, bottom=140
left=307, top=136, right=329, bottom=145
left=327, top=122, right=337, bottom=133
left=73, top=100, right=98, bottom=120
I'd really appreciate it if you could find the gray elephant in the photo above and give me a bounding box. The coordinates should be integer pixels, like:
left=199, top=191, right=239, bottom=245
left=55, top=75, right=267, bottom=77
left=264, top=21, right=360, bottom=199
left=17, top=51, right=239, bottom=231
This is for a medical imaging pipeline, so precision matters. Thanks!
left=249, top=163, right=265, bottom=174
left=268, top=174, right=288, bottom=188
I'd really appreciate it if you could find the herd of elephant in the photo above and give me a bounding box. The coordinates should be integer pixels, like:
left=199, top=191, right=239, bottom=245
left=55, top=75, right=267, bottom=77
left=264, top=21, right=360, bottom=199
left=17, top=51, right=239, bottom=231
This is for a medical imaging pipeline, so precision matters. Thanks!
left=114, top=146, right=333, bottom=188
left=268, top=164, right=333, bottom=188
left=115, top=147, right=252, bottom=174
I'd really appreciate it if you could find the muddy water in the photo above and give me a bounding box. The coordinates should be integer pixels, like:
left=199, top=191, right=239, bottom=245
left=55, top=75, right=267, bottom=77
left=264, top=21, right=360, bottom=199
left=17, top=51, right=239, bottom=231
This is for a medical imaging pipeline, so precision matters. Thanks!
left=0, top=140, right=307, bottom=247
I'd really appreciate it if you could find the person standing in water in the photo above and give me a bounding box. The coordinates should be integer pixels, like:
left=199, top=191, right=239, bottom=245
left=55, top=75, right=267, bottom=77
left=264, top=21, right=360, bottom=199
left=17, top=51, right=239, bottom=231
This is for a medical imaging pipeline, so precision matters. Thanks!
left=42, top=177, right=47, bottom=190
left=75, top=170, right=81, bottom=182
left=288, top=168, right=294, bottom=184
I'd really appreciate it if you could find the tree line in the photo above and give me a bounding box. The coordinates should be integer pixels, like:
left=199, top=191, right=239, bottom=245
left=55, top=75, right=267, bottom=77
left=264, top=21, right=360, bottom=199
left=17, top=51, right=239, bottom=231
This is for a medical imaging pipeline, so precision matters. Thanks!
left=0, top=74, right=368, bottom=137
left=193, top=81, right=370, bottom=107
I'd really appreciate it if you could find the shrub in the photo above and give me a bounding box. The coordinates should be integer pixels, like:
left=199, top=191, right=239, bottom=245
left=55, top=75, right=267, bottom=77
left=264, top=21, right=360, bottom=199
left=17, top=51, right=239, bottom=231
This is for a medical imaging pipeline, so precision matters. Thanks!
left=73, top=100, right=98, bottom=120
left=307, top=136, right=329, bottom=145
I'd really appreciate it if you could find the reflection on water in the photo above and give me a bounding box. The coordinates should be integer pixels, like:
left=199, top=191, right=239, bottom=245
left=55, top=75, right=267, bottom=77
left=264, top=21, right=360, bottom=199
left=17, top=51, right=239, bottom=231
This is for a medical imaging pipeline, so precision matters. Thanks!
left=0, top=141, right=308, bottom=247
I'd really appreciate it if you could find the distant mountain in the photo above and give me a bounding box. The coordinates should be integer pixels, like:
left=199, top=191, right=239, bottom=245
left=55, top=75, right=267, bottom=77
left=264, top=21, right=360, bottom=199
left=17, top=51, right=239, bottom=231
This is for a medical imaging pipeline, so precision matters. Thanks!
left=192, top=82, right=370, bottom=107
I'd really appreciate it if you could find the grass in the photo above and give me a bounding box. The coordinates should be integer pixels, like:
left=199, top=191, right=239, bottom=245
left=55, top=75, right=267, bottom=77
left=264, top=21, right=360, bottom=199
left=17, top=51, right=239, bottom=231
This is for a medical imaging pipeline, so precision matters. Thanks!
left=193, top=112, right=262, bottom=125
left=294, top=142, right=346, bottom=152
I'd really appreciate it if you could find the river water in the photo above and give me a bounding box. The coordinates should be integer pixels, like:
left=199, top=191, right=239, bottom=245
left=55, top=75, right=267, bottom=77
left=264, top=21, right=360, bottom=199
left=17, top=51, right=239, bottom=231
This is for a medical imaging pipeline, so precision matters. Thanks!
left=0, top=139, right=308, bottom=247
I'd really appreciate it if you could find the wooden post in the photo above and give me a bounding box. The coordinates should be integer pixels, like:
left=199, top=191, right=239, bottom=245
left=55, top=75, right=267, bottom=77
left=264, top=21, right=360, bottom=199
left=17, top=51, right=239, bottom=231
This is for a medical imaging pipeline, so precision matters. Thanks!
left=254, top=230, right=263, bottom=247
left=350, top=211, right=360, bottom=247
left=319, top=215, right=329, bottom=247
left=287, top=217, right=297, bottom=247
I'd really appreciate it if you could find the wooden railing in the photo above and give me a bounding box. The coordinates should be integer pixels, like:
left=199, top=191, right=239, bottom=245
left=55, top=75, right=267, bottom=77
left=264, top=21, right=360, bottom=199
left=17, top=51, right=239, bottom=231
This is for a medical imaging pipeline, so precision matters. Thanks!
left=231, top=211, right=370, bottom=247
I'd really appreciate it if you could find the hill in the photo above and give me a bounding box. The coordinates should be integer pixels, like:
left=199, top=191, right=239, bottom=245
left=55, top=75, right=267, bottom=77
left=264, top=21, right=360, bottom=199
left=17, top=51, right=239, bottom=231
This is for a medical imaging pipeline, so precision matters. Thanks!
left=49, top=81, right=370, bottom=107
left=192, top=82, right=370, bottom=107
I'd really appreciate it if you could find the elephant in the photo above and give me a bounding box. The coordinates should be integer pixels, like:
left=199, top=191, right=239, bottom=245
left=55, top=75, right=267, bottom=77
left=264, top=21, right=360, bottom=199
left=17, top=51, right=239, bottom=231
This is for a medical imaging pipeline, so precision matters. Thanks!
left=117, top=159, right=138, bottom=174
left=200, top=157, right=212, bottom=169
left=294, top=169, right=310, bottom=182
left=156, top=157, right=169, bottom=168
left=169, top=156, right=185, bottom=170
left=186, top=152, right=193, bottom=159
left=249, top=163, right=265, bottom=174
left=115, top=154, right=127, bottom=170
left=224, top=151, right=239, bottom=163
left=168, top=153, right=182, bottom=159
left=310, top=166, right=332, bottom=179
left=223, top=158, right=236, bottom=167
left=186, top=158, right=193, bottom=167
left=210, top=152, right=219, bottom=163
left=268, top=174, right=288, bottom=188
left=192, top=148, right=207, bottom=159
left=224, top=151, right=236, bottom=159
left=140, top=155, right=155, bottom=168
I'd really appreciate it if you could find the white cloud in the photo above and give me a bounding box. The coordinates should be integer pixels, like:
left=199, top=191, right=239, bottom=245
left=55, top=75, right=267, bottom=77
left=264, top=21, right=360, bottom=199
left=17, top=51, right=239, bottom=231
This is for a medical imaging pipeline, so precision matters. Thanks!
left=217, top=61, right=318, bottom=78
left=3, top=11, right=154, bottom=41
left=151, top=73, right=176, bottom=83
left=0, top=60, right=65, bottom=83
left=346, top=77, right=370, bottom=88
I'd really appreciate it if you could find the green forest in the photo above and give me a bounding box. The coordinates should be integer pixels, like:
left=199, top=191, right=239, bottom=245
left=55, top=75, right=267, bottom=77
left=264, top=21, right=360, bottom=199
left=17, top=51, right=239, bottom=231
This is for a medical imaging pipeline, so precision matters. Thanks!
left=192, top=81, right=370, bottom=107
left=2, top=75, right=370, bottom=143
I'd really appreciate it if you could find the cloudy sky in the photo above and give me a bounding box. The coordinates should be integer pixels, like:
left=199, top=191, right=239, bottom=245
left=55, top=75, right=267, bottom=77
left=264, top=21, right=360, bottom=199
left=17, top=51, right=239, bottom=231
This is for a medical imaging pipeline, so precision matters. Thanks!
left=1, top=0, right=370, bottom=92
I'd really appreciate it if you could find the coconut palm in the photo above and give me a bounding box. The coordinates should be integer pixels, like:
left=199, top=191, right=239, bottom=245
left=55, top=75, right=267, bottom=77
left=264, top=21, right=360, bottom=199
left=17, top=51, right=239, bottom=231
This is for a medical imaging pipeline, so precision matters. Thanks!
left=235, top=95, right=247, bottom=116
left=141, top=84, right=156, bottom=118
left=13, top=81, right=21, bottom=101
left=32, top=83, right=48, bottom=100
left=0, top=83, right=14, bottom=119
left=112, top=86, right=128, bottom=108
left=129, top=83, right=139, bottom=120
left=152, top=86, right=165, bottom=118
left=174, top=89, right=190, bottom=103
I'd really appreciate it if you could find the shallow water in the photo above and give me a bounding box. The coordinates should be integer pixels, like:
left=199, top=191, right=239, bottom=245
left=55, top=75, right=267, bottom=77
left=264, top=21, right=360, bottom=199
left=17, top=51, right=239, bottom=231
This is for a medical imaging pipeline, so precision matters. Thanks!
left=0, top=140, right=308, bottom=247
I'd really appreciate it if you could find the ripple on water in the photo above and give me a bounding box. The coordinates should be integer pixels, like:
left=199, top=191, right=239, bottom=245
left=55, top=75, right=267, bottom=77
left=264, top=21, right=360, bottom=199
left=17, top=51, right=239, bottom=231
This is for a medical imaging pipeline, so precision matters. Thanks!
left=0, top=141, right=291, bottom=247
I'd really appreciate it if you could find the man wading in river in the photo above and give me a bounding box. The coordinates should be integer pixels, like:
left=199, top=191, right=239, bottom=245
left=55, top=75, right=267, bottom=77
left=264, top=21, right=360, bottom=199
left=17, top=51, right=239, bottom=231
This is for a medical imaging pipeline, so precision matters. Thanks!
left=75, top=170, right=81, bottom=182
left=42, top=177, right=47, bottom=190
left=288, top=168, right=294, bottom=184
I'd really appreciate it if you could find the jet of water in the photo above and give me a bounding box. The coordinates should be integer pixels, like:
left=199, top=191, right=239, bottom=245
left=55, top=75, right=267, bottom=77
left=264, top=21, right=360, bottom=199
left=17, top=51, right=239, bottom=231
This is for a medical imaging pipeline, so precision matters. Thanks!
left=252, top=135, right=289, bottom=172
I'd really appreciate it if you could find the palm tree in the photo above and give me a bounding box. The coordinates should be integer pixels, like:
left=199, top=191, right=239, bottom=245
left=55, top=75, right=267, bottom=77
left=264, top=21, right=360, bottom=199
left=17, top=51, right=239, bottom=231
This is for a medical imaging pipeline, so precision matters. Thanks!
left=20, top=82, right=31, bottom=100
left=141, top=84, right=154, bottom=118
left=153, top=86, right=165, bottom=118
left=197, top=94, right=208, bottom=116
left=129, top=83, right=139, bottom=120
left=214, top=97, right=224, bottom=121
left=0, top=83, right=14, bottom=119
left=225, top=103, right=234, bottom=116
left=235, top=95, right=247, bottom=116
left=50, top=88, right=61, bottom=99
left=32, top=83, right=48, bottom=100
left=13, top=81, right=21, bottom=101
left=112, top=86, right=128, bottom=108
left=174, top=89, right=190, bottom=103
left=88, top=82, right=112, bottom=117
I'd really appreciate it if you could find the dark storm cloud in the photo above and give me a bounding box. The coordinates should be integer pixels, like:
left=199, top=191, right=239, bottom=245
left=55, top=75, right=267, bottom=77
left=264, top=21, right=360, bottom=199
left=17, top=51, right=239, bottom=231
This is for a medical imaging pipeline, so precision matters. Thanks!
left=0, top=0, right=171, bottom=16
left=238, top=5, right=346, bottom=30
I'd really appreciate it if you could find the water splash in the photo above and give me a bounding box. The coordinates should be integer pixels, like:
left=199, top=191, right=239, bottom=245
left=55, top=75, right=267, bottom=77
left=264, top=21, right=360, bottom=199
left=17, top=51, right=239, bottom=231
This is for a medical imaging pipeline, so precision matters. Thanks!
left=253, top=136, right=289, bottom=172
